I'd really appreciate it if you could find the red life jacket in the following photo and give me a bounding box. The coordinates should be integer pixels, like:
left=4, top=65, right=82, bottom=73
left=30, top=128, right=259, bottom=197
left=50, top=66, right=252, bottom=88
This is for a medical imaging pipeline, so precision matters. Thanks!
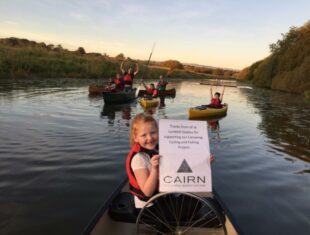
left=210, top=98, right=222, bottom=107
left=146, top=88, right=158, bottom=96
left=126, top=143, right=158, bottom=201
left=114, top=78, right=124, bottom=90
left=115, top=78, right=120, bottom=85
left=123, top=72, right=134, bottom=85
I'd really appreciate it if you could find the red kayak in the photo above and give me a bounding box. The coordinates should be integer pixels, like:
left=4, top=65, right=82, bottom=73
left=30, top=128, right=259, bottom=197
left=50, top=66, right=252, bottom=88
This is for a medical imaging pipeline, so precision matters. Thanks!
left=88, top=85, right=109, bottom=95
left=137, top=88, right=176, bottom=97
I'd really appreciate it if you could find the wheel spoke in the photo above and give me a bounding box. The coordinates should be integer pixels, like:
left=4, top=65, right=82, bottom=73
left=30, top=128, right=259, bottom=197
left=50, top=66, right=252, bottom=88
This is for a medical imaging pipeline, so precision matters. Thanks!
left=139, top=219, right=167, bottom=235
left=156, top=199, right=175, bottom=231
left=177, top=194, right=185, bottom=225
left=184, top=196, right=201, bottom=227
left=199, top=213, right=220, bottom=228
left=162, top=194, right=175, bottom=221
left=185, top=195, right=193, bottom=227
left=182, top=209, right=217, bottom=234
left=136, top=193, right=227, bottom=235
left=174, top=194, right=180, bottom=227
left=168, top=194, right=179, bottom=225
left=141, top=206, right=174, bottom=231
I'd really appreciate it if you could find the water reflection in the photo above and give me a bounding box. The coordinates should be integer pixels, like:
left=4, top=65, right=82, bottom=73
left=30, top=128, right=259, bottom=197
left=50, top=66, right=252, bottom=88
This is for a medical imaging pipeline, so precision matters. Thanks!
left=243, top=88, right=310, bottom=163
left=142, top=107, right=156, bottom=115
left=204, top=115, right=226, bottom=142
left=1, top=79, right=309, bottom=235
left=100, top=103, right=133, bottom=126
left=207, top=117, right=222, bottom=141
left=159, top=96, right=166, bottom=108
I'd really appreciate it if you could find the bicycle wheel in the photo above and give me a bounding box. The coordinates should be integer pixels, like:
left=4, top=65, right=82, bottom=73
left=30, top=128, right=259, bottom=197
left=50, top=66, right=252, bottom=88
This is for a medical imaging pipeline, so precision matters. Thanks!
left=136, top=192, right=227, bottom=235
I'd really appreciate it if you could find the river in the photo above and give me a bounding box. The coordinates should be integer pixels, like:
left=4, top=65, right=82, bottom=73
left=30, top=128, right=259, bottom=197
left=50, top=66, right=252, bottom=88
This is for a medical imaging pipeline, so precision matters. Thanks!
left=0, top=79, right=309, bottom=235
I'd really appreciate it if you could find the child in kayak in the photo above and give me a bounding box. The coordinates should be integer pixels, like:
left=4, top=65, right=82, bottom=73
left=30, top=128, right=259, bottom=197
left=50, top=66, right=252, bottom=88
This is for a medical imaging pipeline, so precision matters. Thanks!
left=120, top=59, right=139, bottom=89
left=107, top=77, right=116, bottom=92
left=114, top=73, right=125, bottom=91
left=126, top=113, right=160, bottom=208
left=141, top=80, right=158, bottom=98
left=208, top=86, right=225, bottom=108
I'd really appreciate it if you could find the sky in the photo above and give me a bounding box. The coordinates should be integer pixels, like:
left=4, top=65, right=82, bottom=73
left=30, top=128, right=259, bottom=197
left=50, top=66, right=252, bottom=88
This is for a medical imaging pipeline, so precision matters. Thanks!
left=0, top=0, right=309, bottom=70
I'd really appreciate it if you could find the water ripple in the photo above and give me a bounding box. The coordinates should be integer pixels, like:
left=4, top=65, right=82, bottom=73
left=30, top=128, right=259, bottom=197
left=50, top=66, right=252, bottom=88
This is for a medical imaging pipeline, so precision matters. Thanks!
left=0, top=80, right=309, bottom=235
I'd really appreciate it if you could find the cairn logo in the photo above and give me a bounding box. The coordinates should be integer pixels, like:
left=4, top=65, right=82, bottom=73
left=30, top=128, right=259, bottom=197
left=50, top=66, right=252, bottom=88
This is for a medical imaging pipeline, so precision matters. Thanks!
left=177, top=159, right=193, bottom=173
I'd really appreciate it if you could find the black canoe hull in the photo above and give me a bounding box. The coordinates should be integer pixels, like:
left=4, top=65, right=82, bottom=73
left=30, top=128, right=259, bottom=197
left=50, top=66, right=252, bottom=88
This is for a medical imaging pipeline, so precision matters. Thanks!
left=137, top=88, right=176, bottom=98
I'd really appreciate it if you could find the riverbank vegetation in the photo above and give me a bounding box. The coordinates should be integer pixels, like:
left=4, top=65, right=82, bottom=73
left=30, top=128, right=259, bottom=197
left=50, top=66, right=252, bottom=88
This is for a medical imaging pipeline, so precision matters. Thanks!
left=237, top=21, right=310, bottom=95
left=0, top=37, right=236, bottom=81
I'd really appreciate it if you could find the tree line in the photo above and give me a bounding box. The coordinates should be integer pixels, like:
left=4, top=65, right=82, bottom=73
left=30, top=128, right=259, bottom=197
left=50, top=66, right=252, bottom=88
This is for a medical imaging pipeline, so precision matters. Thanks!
left=237, top=21, right=310, bottom=96
left=0, top=37, right=236, bottom=81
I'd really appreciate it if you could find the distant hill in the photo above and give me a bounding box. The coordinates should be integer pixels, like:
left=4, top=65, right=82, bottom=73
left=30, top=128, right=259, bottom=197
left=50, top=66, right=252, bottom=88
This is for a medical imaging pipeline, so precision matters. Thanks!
left=237, top=21, right=310, bottom=95
left=183, top=62, right=239, bottom=72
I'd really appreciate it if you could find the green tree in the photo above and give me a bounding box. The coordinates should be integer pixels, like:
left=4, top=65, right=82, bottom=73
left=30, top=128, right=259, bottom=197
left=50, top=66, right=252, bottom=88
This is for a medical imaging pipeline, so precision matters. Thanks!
left=115, top=53, right=125, bottom=61
left=77, top=47, right=86, bottom=55
left=161, top=60, right=183, bottom=70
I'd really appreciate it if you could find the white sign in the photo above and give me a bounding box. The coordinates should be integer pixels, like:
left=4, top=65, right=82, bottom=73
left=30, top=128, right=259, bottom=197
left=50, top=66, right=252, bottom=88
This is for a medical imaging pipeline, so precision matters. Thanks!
left=159, top=119, right=212, bottom=192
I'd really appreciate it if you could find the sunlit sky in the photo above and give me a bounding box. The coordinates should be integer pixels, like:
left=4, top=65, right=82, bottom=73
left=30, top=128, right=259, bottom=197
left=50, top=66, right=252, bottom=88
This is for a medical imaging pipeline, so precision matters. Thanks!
left=0, top=0, right=309, bottom=69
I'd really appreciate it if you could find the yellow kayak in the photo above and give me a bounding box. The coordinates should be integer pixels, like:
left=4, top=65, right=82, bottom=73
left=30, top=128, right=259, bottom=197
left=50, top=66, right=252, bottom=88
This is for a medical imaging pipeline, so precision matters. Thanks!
left=139, top=98, right=159, bottom=109
left=188, top=103, right=228, bottom=119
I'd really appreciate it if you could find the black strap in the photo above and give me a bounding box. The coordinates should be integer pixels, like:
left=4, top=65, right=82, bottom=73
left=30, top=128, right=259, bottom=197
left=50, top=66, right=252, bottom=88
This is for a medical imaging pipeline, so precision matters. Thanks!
left=129, top=185, right=151, bottom=201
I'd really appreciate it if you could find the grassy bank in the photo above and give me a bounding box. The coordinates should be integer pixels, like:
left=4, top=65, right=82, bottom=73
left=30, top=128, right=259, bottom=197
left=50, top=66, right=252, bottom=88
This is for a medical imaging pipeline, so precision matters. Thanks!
left=0, top=37, right=234, bottom=81
left=0, top=43, right=117, bottom=79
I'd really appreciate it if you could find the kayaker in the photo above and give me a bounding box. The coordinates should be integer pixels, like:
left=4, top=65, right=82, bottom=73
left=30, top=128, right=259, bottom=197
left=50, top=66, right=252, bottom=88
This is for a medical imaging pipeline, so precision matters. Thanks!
left=156, top=75, right=168, bottom=91
left=120, top=60, right=139, bottom=90
left=141, top=80, right=158, bottom=98
left=107, top=77, right=116, bottom=92
left=114, top=73, right=125, bottom=91
left=208, top=86, right=225, bottom=108
left=126, top=113, right=160, bottom=208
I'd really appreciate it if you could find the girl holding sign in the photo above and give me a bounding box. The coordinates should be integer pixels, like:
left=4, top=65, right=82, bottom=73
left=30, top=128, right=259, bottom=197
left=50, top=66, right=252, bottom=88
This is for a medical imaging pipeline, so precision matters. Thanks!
left=126, top=113, right=215, bottom=209
left=126, top=113, right=160, bottom=208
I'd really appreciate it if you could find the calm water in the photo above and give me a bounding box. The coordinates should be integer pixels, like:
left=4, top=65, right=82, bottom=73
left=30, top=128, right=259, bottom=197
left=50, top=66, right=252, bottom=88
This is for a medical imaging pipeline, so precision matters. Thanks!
left=0, top=79, right=309, bottom=235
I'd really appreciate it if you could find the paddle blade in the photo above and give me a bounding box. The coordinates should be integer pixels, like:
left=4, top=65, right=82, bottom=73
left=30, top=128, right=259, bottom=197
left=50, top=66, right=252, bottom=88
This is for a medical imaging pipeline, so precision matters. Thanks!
left=135, top=85, right=141, bottom=98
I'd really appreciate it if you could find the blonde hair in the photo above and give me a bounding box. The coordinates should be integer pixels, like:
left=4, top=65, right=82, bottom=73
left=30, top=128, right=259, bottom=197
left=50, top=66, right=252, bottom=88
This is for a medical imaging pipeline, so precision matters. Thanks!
left=129, top=113, right=158, bottom=146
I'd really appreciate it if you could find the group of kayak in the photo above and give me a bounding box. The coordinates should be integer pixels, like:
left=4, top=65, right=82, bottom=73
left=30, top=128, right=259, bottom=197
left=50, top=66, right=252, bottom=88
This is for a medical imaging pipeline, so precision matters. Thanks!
left=88, top=60, right=139, bottom=95
left=139, top=84, right=228, bottom=119
left=102, top=60, right=168, bottom=94
left=89, top=59, right=228, bottom=119
left=101, top=74, right=173, bottom=106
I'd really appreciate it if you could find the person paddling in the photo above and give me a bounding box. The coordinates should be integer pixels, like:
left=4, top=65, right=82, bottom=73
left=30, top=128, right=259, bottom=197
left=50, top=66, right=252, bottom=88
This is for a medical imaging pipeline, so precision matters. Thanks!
left=156, top=75, right=168, bottom=91
left=141, top=80, right=158, bottom=98
left=106, top=77, right=116, bottom=92
left=120, top=59, right=139, bottom=90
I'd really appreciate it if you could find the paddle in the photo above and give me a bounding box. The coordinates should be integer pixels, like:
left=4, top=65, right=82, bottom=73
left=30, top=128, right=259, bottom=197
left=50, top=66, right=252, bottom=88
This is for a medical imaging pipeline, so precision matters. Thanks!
left=135, top=84, right=141, bottom=97
left=136, top=42, right=156, bottom=98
